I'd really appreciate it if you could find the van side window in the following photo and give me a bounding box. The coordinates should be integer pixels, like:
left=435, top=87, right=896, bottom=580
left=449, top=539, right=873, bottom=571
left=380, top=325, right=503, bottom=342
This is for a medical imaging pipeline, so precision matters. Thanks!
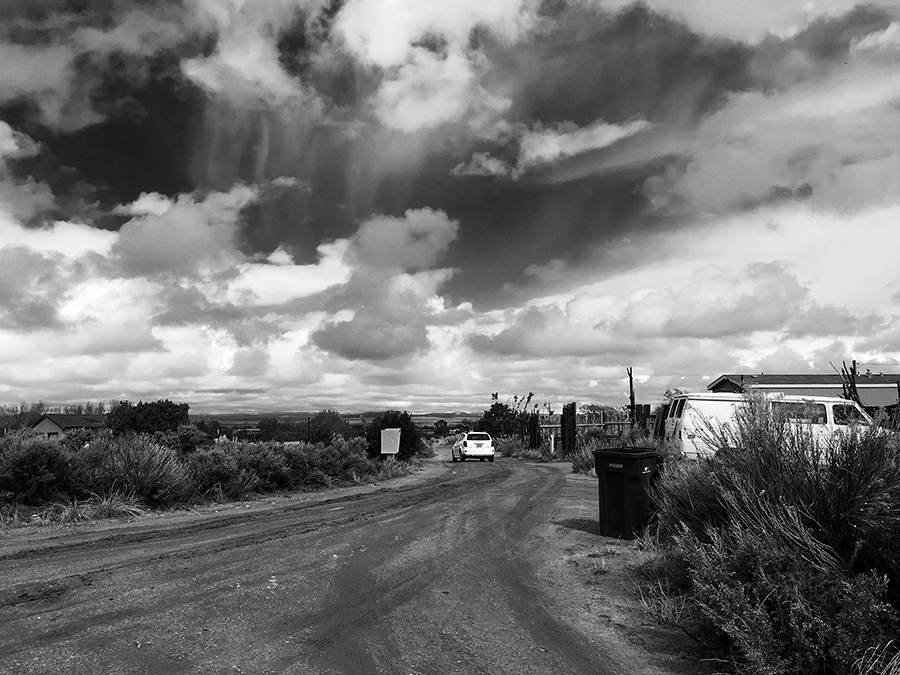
left=672, top=399, right=685, bottom=419
left=833, top=404, right=869, bottom=425
left=773, top=401, right=827, bottom=425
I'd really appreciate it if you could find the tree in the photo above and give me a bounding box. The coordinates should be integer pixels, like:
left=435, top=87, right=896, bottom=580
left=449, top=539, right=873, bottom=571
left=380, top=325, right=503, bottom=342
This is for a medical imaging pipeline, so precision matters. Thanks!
left=194, top=414, right=223, bottom=439
left=433, top=419, right=449, bottom=437
left=0, top=401, right=46, bottom=432
left=365, top=411, right=423, bottom=461
left=476, top=402, right=528, bottom=439
left=106, top=399, right=191, bottom=435
left=257, top=417, right=281, bottom=441
left=309, top=409, right=349, bottom=444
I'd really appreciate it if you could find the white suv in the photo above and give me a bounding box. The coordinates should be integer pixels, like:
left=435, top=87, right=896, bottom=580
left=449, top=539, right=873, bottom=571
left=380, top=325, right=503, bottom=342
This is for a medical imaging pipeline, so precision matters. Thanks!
left=451, top=432, right=495, bottom=462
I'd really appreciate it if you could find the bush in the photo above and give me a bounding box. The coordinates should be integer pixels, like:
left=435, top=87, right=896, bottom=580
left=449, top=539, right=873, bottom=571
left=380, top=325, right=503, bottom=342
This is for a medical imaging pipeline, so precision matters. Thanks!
left=365, top=411, right=424, bottom=461
left=496, top=437, right=556, bottom=462
left=644, top=398, right=900, bottom=674
left=308, top=410, right=350, bottom=444
left=569, top=442, right=596, bottom=475
left=233, top=442, right=292, bottom=491
left=0, top=432, right=74, bottom=504
left=73, top=433, right=192, bottom=507
left=186, top=446, right=259, bottom=499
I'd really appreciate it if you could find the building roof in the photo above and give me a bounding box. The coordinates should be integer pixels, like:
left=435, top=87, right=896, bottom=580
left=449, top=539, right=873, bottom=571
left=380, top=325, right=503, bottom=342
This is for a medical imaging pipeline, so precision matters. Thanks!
left=708, top=373, right=900, bottom=389
left=31, top=413, right=107, bottom=429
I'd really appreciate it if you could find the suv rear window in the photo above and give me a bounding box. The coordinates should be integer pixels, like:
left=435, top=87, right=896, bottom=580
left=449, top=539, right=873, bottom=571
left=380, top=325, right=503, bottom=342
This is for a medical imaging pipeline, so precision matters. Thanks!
left=466, top=433, right=491, bottom=441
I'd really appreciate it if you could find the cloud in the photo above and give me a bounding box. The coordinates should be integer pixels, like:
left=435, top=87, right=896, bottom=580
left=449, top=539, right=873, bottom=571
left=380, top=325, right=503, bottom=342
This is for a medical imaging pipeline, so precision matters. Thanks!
left=225, top=240, right=351, bottom=306
left=373, top=46, right=498, bottom=132
left=517, top=118, right=652, bottom=171
left=645, top=62, right=900, bottom=214
left=0, top=246, right=69, bottom=330
left=182, top=22, right=308, bottom=106
left=468, top=257, right=888, bottom=365
left=0, top=3, right=212, bottom=130
left=228, top=348, right=271, bottom=377
left=311, top=311, right=431, bottom=360
left=311, top=208, right=460, bottom=360
left=351, top=208, right=459, bottom=271
left=112, top=186, right=256, bottom=278
left=597, top=0, right=897, bottom=42
left=452, top=117, right=653, bottom=179
left=452, top=151, right=511, bottom=177
left=335, top=0, right=530, bottom=68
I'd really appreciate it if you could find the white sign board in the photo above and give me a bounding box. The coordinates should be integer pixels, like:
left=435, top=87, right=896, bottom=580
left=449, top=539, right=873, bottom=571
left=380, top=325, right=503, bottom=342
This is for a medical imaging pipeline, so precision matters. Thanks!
left=380, top=428, right=401, bottom=456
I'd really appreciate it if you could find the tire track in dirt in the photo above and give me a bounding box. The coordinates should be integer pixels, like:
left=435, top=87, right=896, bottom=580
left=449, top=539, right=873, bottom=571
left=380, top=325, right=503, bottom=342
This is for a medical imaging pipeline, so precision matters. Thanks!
left=0, top=467, right=509, bottom=609
left=491, top=467, right=627, bottom=675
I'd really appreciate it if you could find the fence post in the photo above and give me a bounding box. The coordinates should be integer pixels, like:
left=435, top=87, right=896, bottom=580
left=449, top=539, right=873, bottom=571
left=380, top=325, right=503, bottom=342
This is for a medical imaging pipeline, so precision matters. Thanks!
left=561, top=402, right=577, bottom=458
left=528, top=413, right=540, bottom=449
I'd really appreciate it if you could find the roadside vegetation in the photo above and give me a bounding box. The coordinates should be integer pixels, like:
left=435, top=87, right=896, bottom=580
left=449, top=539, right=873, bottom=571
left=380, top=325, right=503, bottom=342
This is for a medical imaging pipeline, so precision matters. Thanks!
left=636, top=397, right=900, bottom=675
left=0, top=402, right=431, bottom=528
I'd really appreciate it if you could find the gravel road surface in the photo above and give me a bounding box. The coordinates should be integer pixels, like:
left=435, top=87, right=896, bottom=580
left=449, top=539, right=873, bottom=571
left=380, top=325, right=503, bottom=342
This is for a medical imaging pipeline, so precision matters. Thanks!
left=0, top=447, right=704, bottom=674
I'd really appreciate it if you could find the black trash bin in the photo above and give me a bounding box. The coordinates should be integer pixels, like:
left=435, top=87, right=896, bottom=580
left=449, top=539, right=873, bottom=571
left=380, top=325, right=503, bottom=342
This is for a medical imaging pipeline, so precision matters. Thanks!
left=592, top=446, right=657, bottom=539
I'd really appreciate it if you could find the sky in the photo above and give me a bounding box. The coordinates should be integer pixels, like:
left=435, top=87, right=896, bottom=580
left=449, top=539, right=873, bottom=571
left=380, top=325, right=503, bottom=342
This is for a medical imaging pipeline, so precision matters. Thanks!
left=2, top=0, right=900, bottom=414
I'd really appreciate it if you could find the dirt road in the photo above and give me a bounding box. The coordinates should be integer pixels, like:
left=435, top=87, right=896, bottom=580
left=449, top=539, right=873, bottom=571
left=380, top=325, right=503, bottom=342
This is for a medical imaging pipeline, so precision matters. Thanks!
left=0, top=448, right=703, bottom=674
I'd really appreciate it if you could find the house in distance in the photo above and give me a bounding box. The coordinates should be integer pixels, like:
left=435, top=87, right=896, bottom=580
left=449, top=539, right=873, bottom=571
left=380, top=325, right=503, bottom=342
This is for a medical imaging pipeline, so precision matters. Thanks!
left=30, top=413, right=107, bottom=440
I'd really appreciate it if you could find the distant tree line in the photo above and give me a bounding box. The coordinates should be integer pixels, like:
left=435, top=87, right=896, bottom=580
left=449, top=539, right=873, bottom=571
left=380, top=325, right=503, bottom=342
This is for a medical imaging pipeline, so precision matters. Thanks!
left=2, top=398, right=437, bottom=461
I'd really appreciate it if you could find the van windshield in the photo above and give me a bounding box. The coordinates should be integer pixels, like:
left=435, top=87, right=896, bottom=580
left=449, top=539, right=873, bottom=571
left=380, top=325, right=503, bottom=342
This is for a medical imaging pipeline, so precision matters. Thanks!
left=467, top=433, right=491, bottom=441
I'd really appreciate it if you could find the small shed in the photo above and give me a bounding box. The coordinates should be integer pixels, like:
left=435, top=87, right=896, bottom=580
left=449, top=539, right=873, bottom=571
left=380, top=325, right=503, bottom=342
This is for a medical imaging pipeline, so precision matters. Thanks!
left=708, top=373, right=900, bottom=409
left=30, top=414, right=107, bottom=440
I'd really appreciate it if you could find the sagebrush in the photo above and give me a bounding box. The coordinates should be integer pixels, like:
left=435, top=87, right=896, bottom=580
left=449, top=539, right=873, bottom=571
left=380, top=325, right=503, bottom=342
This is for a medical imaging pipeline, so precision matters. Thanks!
left=639, top=400, right=900, bottom=675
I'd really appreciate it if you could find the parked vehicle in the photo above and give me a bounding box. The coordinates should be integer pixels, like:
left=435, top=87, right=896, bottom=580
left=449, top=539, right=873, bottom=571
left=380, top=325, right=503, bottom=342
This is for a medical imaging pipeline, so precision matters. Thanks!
left=664, top=392, right=873, bottom=459
left=452, top=432, right=495, bottom=462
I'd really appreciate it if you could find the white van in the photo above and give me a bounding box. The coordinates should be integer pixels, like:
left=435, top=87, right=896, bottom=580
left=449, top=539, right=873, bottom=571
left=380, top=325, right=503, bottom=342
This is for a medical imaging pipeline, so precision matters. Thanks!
left=664, top=392, right=873, bottom=459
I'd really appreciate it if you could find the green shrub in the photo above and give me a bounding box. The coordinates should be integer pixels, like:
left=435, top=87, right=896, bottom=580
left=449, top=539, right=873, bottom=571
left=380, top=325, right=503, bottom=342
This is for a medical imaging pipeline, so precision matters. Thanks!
left=0, top=432, right=74, bottom=504
left=73, top=433, right=192, bottom=507
left=496, top=436, right=557, bottom=462
left=644, top=398, right=900, bottom=674
left=316, top=437, right=381, bottom=483
left=569, top=443, right=595, bottom=474
left=186, top=446, right=259, bottom=499
left=278, top=442, right=322, bottom=486
left=496, top=437, right=526, bottom=457
left=232, top=441, right=293, bottom=491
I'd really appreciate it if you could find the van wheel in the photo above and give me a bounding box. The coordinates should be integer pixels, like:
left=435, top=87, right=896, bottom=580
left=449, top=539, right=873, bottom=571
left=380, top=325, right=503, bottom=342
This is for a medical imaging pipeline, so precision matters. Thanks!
left=479, top=457, right=485, bottom=462
left=460, top=455, right=465, bottom=462
left=489, top=457, right=494, bottom=462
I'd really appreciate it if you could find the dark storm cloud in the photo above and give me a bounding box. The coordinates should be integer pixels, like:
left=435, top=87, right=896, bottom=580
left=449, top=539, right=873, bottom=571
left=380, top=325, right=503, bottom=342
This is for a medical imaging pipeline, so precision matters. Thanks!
left=312, top=311, right=431, bottom=360
left=481, top=3, right=753, bottom=128
left=750, top=4, right=895, bottom=90
left=0, top=1, right=214, bottom=224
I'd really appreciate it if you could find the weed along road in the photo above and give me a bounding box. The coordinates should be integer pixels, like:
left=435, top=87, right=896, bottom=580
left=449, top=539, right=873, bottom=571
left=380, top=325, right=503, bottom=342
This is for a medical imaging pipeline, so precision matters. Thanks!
left=0, top=448, right=690, bottom=675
